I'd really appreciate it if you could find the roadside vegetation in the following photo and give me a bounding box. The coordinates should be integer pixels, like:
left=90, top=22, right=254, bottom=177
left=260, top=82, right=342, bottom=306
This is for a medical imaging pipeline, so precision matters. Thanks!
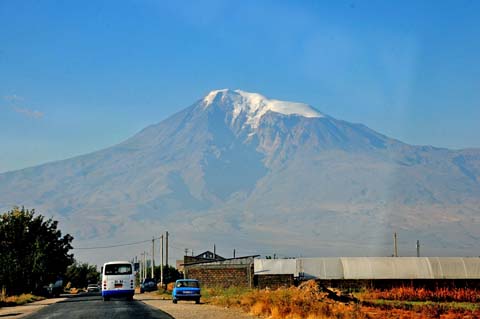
left=0, top=287, right=44, bottom=307
left=65, top=261, right=100, bottom=289
left=0, top=207, right=74, bottom=302
left=203, top=281, right=368, bottom=319
left=359, top=286, right=480, bottom=318
left=0, top=293, right=45, bottom=307
left=0, top=207, right=99, bottom=307
left=359, top=286, right=480, bottom=303
left=200, top=281, right=480, bottom=319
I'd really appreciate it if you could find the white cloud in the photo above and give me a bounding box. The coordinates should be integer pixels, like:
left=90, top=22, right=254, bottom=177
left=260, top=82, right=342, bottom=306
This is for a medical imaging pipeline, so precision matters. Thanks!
left=3, top=94, right=25, bottom=103
left=2, top=94, right=44, bottom=119
left=12, top=106, right=44, bottom=119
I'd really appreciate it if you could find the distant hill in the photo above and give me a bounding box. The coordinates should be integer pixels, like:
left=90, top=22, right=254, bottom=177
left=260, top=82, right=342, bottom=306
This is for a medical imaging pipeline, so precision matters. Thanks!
left=1, top=89, right=479, bottom=263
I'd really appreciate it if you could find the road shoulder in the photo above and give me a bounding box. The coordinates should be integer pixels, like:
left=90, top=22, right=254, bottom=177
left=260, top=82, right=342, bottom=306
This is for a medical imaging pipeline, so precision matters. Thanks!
left=0, top=297, right=66, bottom=319
left=135, top=293, right=257, bottom=319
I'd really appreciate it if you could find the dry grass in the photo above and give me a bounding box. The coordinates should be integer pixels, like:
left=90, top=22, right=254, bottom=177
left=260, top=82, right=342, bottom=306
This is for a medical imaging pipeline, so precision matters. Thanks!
left=359, top=286, right=480, bottom=318
left=0, top=289, right=44, bottom=307
left=166, top=282, right=175, bottom=292
left=202, top=281, right=480, bottom=319
left=205, top=281, right=368, bottom=319
left=360, top=286, right=480, bottom=303
left=68, top=287, right=86, bottom=294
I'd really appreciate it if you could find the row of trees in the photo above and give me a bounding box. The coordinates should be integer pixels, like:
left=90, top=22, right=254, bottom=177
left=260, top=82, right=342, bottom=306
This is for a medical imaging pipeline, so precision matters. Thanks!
left=65, top=262, right=100, bottom=289
left=154, top=264, right=182, bottom=284
left=1, top=206, right=189, bottom=296
left=0, top=207, right=101, bottom=296
left=0, top=207, right=74, bottom=295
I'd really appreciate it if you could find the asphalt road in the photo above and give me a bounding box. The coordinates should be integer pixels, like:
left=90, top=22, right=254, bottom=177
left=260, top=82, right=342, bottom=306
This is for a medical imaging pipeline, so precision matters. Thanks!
left=23, top=294, right=173, bottom=319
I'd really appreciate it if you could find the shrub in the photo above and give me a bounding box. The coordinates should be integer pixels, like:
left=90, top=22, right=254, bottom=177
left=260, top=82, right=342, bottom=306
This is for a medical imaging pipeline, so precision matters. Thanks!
left=205, top=280, right=368, bottom=319
left=361, top=287, right=480, bottom=303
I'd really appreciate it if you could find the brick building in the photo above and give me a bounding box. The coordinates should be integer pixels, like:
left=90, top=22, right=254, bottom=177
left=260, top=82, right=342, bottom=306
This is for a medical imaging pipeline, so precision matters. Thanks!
left=183, top=256, right=258, bottom=288
left=177, top=250, right=225, bottom=273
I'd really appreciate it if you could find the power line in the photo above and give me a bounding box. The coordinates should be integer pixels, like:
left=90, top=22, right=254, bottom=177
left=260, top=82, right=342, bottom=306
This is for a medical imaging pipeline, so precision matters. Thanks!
left=74, top=236, right=162, bottom=250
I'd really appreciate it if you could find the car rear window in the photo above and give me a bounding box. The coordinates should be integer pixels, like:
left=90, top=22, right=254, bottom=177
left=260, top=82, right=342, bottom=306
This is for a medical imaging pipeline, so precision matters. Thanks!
left=177, top=281, right=199, bottom=288
left=104, top=264, right=132, bottom=275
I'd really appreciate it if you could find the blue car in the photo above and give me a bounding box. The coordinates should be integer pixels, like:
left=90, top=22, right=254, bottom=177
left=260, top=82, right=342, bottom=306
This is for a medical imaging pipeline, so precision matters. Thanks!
left=172, top=279, right=201, bottom=304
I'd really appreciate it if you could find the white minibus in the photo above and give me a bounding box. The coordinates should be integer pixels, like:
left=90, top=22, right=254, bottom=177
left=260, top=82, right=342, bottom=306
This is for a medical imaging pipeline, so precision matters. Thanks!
left=101, top=261, right=135, bottom=301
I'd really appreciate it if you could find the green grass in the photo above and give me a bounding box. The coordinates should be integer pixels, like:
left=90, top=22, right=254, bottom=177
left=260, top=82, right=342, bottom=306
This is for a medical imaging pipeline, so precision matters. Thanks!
left=153, top=285, right=252, bottom=305
left=200, top=286, right=253, bottom=307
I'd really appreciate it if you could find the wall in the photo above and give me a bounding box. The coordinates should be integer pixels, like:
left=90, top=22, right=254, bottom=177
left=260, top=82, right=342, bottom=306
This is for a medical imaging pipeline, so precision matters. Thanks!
left=187, top=266, right=252, bottom=288
left=254, top=274, right=294, bottom=289
left=184, top=257, right=255, bottom=288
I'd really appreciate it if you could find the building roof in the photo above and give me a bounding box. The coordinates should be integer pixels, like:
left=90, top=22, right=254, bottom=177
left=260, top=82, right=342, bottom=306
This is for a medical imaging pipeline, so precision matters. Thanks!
left=194, top=251, right=225, bottom=260
left=183, top=255, right=260, bottom=267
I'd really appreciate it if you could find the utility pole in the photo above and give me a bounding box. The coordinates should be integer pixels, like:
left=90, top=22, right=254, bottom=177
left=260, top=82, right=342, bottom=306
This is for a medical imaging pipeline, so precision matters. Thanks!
left=143, top=251, right=147, bottom=280
left=151, top=237, right=155, bottom=279
left=233, top=249, right=236, bottom=258
left=165, top=231, right=169, bottom=268
left=393, top=232, right=398, bottom=257
left=214, top=244, right=216, bottom=257
left=416, top=240, right=420, bottom=257
left=140, top=252, right=144, bottom=280
left=160, top=234, right=164, bottom=288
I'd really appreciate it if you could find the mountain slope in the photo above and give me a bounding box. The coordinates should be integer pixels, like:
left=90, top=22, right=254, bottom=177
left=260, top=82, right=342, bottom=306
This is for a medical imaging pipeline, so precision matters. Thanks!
left=1, top=89, right=479, bottom=263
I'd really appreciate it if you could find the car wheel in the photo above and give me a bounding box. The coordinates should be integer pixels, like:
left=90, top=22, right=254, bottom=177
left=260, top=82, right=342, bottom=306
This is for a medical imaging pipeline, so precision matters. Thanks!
left=195, top=298, right=200, bottom=304
left=172, top=298, right=177, bottom=304
left=127, top=295, right=134, bottom=301
left=103, top=297, right=110, bottom=301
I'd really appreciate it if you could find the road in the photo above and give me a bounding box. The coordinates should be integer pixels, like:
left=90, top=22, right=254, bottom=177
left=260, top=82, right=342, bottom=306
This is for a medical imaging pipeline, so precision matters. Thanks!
left=23, top=294, right=172, bottom=319
left=4, top=292, right=256, bottom=319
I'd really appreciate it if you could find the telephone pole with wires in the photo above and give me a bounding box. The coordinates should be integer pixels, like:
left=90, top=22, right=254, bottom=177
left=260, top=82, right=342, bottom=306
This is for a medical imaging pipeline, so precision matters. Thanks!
left=160, top=234, right=164, bottom=288
left=165, top=231, right=169, bottom=267
left=151, top=237, right=155, bottom=279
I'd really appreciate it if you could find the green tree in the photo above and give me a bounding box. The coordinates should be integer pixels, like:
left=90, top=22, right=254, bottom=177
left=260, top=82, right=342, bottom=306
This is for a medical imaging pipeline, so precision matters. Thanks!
left=153, top=265, right=182, bottom=284
left=65, top=261, right=99, bottom=288
left=0, top=207, right=74, bottom=295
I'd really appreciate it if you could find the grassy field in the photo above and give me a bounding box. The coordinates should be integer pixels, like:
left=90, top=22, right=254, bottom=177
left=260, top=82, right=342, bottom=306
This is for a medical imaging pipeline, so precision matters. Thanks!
left=359, top=286, right=480, bottom=303
left=198, top=281, right=480, bottom=319
left=202, top=281, right=368, bottom=319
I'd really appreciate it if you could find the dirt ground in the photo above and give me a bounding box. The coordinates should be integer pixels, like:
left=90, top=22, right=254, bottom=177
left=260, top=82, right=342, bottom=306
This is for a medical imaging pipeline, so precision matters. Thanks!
left=135, top=293, right=257, bottom=319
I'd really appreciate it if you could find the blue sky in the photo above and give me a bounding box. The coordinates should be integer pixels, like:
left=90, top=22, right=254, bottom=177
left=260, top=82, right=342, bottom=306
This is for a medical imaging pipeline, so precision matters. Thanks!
left=1, top=0, right=479, bottom=173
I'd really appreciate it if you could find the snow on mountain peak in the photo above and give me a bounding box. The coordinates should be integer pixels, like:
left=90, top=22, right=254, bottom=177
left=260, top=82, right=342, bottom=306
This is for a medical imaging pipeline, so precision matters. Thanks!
left=203, top=89, right=324, bottom=128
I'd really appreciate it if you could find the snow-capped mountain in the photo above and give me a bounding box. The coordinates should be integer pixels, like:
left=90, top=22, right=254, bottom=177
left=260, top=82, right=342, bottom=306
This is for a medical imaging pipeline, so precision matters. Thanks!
left=202, top=89, right=324, bottom=129
left=1, top=89, right=479, bottom=263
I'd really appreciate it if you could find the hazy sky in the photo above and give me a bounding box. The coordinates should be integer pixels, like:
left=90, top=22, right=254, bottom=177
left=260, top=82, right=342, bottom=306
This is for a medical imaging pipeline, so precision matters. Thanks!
left=1, top=0, right=479, bottom=173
